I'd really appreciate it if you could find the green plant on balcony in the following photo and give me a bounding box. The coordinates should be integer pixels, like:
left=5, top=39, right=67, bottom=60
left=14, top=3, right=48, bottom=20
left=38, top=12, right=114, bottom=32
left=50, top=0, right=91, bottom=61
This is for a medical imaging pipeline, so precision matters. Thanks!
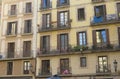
left=72, top=45, right=88, bottom=52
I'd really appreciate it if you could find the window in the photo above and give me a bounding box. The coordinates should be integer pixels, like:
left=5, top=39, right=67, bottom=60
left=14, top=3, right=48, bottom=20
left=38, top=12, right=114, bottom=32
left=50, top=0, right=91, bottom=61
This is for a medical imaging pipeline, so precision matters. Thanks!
left=23, top=61, right=30, bottom=74
left=58, top=34, right=68, bottom=52
left=41, top=60, right=50, bottom=75
left=58, top=0, right=69, bottom=6
left=58, top=11, right=69, bottom=27
left=77, top=32, right=87, bottom=46
left=7, top=22, right=17, bottom=35
left=41, top=0, right=51, bottom=9
left=40, top=36, right=50, bottom=53
left=23, top=41, right=31, bottom=57
left=80, top=57, right=87, bottom=67
left=7, top=43, right=15, bottom=58
left=60, top=58, right=70, bottom=74
left=26, top=2, right=32, bottom=13
left=42, top=13, right=51, bottom=29
left=10, top=5, right=16, bottom=15
left=117, top=3, right=120, bottom=19
left=118, top=27, right=120, bottom=45
left=7, top=62, right=13, bottom=75
left=24, top=20, right=32, bottom=33
left=78, top=8, right=85, bottom=21
left=93, top=29, right=109, bottom=46
left=98, top=56, right=108, bottom=72
left=94, top=5, right=106, bottom=17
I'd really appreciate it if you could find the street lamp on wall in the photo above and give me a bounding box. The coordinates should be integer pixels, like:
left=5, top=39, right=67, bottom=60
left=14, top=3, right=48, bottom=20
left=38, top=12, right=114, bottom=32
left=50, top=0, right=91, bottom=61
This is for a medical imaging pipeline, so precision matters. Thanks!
left=113, top=60, right=118, bottom=72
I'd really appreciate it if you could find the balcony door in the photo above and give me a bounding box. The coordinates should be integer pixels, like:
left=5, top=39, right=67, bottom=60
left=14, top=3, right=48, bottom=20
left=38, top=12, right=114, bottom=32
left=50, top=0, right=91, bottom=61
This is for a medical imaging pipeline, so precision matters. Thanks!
left=98, top=56, right=108, bottom=73
left=117, top=3, right=120, bottom=19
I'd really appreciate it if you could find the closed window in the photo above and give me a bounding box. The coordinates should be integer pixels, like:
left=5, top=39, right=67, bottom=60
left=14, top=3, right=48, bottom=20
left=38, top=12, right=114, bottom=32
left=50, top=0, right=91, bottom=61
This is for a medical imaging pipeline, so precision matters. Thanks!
left=40, top=35, right=50, bottom=53
left=78, top=8, right=85, bottom=21
left=10, top=5, right=16, bottom=15
left=24, top=20, right=32, bottom=33
left=41, top=60, right=50, bottom=75
left=23, top=41, right=31, bottom=57
left=41, top=0, right=51, bottom=8
left=58, top=0, right=69, bottom=6
left=77, top=32, right=87, bottom=46
left=58, top=11, right=69, bottom=27
left=26, top=2, right=32, bottom=13
left=7, top=43, right=15, bottom=58
left=58, top=34, right=68, bottom=52
left=60, top=58, right=70, bottom=74
left=23, top=61, right=30, bottom=74
left=7, top=62, right=13, bottom=75
left=80, top=57, right=87, bottom=67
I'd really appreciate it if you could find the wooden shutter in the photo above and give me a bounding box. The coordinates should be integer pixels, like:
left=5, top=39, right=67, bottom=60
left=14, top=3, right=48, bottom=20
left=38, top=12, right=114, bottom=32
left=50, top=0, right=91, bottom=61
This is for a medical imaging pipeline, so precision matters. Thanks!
left=106, top=29, right=110, bottom=44
left=15, top=22, right=17, bottom=34
left=42, top=14, right=47, bottom=29
left=118, top=27, right=120, bottom=45
left=24, top=20, right=27, bottom=33
left=66, top=33, right=69, bottom=50
left=57, top=34, right=60, bottom=51
left=85, top=31, right=87, bottom=45
left=47, top=36, right=50, bottom=51
left=40, top=36, right=43, bottom=51
left=92, top=30, right=96, bottom=46
left=57, top=11, right=60, bottom=27
left=76, top=32, right=79, bottom=46
left=41, top=0, right=43, bottom=8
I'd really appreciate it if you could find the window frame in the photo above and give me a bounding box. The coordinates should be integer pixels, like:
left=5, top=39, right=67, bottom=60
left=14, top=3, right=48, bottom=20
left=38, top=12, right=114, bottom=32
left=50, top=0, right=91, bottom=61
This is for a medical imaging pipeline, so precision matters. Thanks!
left=80, top=57, right=87, bottom=67
left=23, top=61, right=30, bottom=74
left=77, top=31, right=87, bottom=46
left=58, top=10, right=69, bottom=27
left=7, top=62, right=13, bottom=75
left=7, top=21, right=17, bottom=35
left=41, top=60, right=50, bottom=75
left=24, top=19, right=32, bottom=33
left=23, top=41, right=31, bottom=57
left=77, top=8, right=85, bottom=21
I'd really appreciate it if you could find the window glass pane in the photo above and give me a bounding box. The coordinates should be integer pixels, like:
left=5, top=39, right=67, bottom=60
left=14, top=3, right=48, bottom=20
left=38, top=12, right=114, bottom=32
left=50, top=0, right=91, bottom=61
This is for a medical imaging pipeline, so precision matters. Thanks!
left=80, top=57, right=86, bottom=67
left=78, top=32, right=86, bottom=45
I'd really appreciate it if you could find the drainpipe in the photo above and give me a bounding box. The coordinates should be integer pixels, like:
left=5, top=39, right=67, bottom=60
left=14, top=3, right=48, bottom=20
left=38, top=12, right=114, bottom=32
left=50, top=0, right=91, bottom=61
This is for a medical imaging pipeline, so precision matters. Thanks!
left=33, top=0, right=38, bottom=58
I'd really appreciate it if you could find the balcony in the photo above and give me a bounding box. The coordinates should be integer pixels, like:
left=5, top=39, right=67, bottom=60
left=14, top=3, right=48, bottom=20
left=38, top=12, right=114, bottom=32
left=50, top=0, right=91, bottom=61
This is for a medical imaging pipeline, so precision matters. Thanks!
left=37, top=41, right=120, bottom=56
left=57, top=67, right=72, bottom=75
left=37, top=45, right=92, bottom=56
left=38, top=67, right=52, bottom=76
left=0, top=50, right=33, bottom=60
left=90, top=14, right=120, bottom=26
left=92, top=0, right=105, bottom=3
left=57, top=0, right=70, bottom=8
left=96, top=64, right=111, bottom=74
left=7, top=52, right=14, bottom=58
left=23, top=8, right=32, bottom=15
left=6, top=32, right=17, bottom=37
left=8, top=10, right=17, bottom=17
left=40, top=5, right=52, bottom=11
left=21, top=27, right=33, bottom=35
left=39, top=20, right=72, bottom=32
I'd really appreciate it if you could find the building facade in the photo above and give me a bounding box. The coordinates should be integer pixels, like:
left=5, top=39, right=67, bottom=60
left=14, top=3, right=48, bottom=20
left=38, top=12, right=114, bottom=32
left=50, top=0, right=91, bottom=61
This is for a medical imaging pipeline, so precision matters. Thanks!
left=36, top=0, right=120, bottom=79
left=0, top=0, right=36, bottom=79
